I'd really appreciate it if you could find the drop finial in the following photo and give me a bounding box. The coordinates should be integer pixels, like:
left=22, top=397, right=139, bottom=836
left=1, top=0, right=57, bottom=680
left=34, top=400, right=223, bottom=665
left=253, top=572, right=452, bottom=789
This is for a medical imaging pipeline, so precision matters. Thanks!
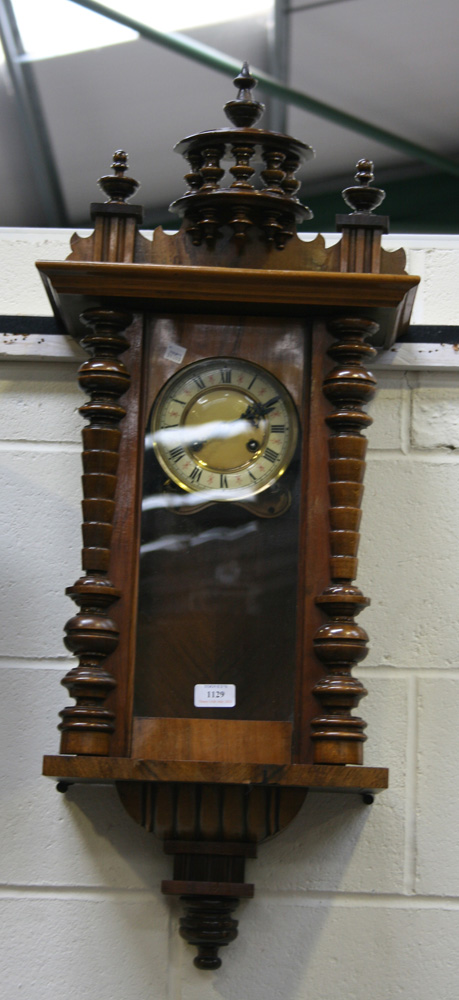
left=98, top=150, right=139, bottom=204
left=342, top=159, right=386, bottom=214
left=224, top=62, right=265, bottom=128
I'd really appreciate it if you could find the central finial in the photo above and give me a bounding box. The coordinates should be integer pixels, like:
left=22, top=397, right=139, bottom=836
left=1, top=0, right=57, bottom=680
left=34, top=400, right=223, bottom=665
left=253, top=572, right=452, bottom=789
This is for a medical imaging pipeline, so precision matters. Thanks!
left=171, top=61, right=314, bottom=248
left=223, top=62, right=265, bottom=128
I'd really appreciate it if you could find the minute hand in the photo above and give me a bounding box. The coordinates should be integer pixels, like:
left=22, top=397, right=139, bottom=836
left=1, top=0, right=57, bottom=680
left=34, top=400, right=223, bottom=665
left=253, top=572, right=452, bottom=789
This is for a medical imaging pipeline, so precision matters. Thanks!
left=240, top=396, right=280, bottom=426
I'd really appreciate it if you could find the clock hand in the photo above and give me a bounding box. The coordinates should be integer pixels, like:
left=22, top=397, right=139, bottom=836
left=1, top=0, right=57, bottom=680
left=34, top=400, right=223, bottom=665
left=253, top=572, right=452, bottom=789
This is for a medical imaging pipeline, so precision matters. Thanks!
left=262, top=395, right=281, bottom=412
left=239, top=396, right=280, bottom=427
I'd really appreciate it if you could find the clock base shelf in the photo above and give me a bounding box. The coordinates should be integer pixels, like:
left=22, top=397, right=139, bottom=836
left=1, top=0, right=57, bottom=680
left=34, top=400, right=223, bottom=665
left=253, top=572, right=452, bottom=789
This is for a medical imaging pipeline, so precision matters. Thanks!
left=42, top=755, right=388, bottom=793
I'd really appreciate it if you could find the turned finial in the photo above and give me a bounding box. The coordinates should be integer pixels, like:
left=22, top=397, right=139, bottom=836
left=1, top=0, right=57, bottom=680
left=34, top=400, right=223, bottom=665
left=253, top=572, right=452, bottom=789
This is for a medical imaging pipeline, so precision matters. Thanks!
left=98, top=150, right=139, bottom=204
left=341, top=158, right=386, bottom=214
left=224, top=62, right=265, bottom=128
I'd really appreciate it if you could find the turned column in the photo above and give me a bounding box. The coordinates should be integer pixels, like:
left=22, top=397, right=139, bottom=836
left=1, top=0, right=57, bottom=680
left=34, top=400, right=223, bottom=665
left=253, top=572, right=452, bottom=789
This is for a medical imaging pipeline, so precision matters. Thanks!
left=311, top=317, right=378, bottom=764
left=59, top=308, right=132, bottom=755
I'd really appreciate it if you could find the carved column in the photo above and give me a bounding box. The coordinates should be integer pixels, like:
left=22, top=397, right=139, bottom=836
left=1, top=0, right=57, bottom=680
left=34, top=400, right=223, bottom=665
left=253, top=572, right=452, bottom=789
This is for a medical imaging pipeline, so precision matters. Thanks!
left=59, top=308, right=132, bottom=755
left=311, top=317, right=378, bottom=764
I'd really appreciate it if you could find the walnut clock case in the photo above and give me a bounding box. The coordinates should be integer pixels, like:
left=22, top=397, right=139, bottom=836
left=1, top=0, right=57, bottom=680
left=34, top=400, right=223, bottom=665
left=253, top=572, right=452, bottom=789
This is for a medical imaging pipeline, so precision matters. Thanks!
left=40, top=66, right=419, bottom=971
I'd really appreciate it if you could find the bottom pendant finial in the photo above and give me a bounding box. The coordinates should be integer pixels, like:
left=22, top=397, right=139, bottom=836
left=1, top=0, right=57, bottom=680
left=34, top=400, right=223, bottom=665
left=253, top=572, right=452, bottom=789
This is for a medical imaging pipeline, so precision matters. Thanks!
left=180, top=896, right=240, bottom=970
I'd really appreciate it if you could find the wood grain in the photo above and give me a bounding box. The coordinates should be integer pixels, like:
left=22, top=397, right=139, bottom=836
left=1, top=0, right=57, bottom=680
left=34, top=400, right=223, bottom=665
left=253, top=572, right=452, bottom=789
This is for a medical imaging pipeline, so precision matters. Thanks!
left=131, top=718, right=293, bottom=764
left=43, top=755, right=389, bottom=791
left=37, top=261, right=419, bottom=310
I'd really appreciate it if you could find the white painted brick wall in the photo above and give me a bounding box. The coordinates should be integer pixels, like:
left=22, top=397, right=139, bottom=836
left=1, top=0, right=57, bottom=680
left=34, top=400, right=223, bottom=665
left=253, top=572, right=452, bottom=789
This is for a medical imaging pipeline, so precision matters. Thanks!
left=1, top=230, right=459, bottom=1000
left=411, top=385, right=459, bottom=449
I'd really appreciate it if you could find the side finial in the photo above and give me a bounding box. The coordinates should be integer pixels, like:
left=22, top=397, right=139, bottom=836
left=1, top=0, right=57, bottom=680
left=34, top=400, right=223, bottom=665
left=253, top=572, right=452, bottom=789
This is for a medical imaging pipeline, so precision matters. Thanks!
left=224, top=62, right=265, bottom=128
left=341, top=159, right=386, bottom=214
left=98, top=150, right=139, bottom=204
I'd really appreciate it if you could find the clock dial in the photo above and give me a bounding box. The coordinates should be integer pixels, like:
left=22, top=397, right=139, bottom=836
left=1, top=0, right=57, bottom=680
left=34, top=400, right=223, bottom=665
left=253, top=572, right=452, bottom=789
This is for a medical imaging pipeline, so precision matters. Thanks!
left=149, top=357, right=298, bottom=496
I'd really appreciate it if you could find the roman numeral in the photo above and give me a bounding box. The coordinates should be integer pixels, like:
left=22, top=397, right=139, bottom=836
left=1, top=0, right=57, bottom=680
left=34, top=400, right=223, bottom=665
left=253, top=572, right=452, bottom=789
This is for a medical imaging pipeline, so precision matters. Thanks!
left=171, top=398, right=186, bottom=406
left=193, top=376, right=205, bottom=389
left=168, top=446, right=185, bottom=461
left=247, top=376, right=257, bottom=390
left=248, top=471, right=257, bottom=482
left=271, top=424, right=285, bottom=433
left=220, top=474, right=229, bottom=487
left=189, top=468, right=202, bottom=483
left=264, top=448, right=279, bottom=464
left=220, top=369, right=232, bottom=383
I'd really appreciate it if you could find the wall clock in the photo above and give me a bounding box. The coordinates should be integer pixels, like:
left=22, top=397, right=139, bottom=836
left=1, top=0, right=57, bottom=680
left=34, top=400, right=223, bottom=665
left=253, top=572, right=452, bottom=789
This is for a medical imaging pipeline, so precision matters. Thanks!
left=39, top=65, right=419, bottom=970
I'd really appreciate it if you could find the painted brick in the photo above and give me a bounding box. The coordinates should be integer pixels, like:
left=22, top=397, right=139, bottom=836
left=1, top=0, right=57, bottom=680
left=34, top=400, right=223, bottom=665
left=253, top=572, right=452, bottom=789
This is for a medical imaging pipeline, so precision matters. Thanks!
left=0, top=897, right=169, bottom=1000
left=419, top=247, right=459, bottom=325
left=0, top=668, right=165, bottom=889
left=0, top=229, right=84, bottom=316
left=179, top=902, right=459, bottom=1000
left=366, top=375, right=405, bottom=451
left=0, top=449, right=81, bottom=657
left=0, top=361, right=82, bottom=442
left=406, top=245, right=459, bottom=325
left=412, top=388, right=459, bottom=449
left=359, top=458, right=459, bottom=669
left=416, top=677, right=459, bottom=896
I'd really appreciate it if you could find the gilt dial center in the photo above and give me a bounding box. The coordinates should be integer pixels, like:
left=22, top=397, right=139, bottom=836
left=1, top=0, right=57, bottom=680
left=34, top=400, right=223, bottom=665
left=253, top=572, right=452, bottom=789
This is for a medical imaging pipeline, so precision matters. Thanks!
left=186, top=388, right=265, bottom=472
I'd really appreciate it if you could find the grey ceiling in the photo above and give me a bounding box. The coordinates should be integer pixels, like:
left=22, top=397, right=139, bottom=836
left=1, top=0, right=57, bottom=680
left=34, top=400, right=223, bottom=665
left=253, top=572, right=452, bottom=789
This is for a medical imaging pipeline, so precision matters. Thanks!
left=1, top=0, right=458, bottom=232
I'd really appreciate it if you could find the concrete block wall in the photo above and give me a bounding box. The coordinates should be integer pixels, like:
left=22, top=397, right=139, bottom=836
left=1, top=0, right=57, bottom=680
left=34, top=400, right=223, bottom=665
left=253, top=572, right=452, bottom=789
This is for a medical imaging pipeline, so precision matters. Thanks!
left=1, top=231, right=459, bottom=999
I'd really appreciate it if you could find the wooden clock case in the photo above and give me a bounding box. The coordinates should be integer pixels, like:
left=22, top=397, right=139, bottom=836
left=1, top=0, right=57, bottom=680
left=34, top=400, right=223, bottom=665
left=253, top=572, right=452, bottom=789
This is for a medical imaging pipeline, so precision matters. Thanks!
left=40, top=67, right=419, bottom=969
